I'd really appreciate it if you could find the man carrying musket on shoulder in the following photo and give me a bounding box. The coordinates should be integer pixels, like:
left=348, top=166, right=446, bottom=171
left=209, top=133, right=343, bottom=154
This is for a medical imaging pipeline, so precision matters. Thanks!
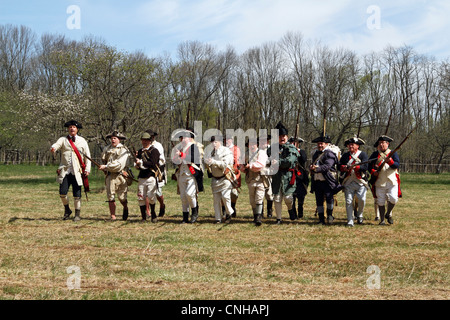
left=339, top=136, right=369, bottom=227
left=50, top=120, right=91, bottom=222
left=135, top=131, right=161, bottom=223
left=368, top=135, right=401, bottom=225
left=99, top=130, right=130, bottom=221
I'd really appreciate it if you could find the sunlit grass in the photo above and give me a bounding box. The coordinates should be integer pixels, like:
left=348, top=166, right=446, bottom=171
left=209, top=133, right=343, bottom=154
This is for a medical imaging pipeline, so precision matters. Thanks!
left=0, top=165, right=449, bottom=300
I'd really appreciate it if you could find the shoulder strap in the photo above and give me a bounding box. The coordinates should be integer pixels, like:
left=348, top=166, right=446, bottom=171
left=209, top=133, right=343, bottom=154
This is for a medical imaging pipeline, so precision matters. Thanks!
left=68, top=137, right=86, bottom=172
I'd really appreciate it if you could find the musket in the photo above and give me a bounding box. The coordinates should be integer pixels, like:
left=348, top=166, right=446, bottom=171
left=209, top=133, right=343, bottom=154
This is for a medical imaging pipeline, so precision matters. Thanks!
left=385, top=108, right=393, bottom=135
left=79, top=151, right=138, bottom=183
left=345, top=157, right=378, bottom=169
left=369, top=126, right=416, bottom=190
left=186, top=102, right=191, bottom=129
left=293, top=102, right=301, bottom=148
left=375, top=126, right=415, bottom=173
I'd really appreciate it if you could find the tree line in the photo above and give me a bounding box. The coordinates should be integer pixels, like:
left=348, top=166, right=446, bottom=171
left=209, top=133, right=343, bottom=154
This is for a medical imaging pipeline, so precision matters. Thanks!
left=0, top=24, right=448, bottom=173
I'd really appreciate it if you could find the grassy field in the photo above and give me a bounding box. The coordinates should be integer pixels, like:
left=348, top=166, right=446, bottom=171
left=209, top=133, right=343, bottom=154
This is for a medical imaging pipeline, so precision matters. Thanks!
left=0, top=164, right=448, bottom=300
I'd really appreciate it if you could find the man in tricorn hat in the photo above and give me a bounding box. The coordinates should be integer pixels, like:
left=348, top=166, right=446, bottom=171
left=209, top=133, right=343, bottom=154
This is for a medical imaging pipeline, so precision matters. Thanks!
left=339, top=136, right=369, bottom=226
left=309, top=133, right=342, bottom=225
left=172, top=128, right=204, bottom=223
left=267, top=122, right=300, bottom=224
left=50, top=120, right=91, bottom=221
left=99, top=130, right=130, bottom=221
left=135, top=131, right=161, bottom=222
left=368, top=135, right=400, bottom=225
left=204, top=134, right=234, bottom=223
left=143, top=129, right=167, bottom=219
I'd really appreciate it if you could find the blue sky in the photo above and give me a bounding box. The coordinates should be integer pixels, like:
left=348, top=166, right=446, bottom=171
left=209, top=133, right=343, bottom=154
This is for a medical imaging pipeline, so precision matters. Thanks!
left=1, top=0, right=449, bottom=60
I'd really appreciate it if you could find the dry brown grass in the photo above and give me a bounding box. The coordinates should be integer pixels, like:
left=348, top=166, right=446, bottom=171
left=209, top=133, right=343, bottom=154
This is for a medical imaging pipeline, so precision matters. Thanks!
left=0, top=165, right=448, bottom=300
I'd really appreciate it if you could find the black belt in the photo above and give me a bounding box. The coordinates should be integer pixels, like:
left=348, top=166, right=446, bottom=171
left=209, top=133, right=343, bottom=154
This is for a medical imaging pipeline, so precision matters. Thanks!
left=213, top=175, right=225, bottom=179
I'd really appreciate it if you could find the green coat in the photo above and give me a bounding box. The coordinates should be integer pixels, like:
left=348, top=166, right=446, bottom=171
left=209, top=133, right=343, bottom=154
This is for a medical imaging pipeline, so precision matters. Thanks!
left=268, top=142, right=300, bottom=195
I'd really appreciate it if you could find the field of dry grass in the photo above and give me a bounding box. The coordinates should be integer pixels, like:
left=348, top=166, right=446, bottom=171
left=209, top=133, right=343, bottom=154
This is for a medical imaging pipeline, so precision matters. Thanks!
left=0, top=164, right=448, bottom=301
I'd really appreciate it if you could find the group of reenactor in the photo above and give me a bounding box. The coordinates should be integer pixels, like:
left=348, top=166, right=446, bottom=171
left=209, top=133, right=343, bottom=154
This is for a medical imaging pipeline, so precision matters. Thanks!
left=51, top=119, right=402, bottom=227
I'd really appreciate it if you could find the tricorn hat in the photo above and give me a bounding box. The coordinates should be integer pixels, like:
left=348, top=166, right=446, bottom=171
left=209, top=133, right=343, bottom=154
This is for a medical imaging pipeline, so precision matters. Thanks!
left=374, top=135, right=393, bottom=148
left=275, top=122, right=289, bottom=136
left=145, top=129, right=158, bottom=137
left=210, top=135, right=223, bottom=142
left=344, top=135, right=365, bottom=146
left=171, top=128, right=196, bottom=139
left=106, top=130, right=126, bottom=140
left=312, top=133, right=332, bottom=143
left=64, top=120, right=82, bottom=129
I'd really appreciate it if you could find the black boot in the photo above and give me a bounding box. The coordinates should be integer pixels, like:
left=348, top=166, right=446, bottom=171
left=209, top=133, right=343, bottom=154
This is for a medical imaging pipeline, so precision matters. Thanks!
left=288, top=208, right=298, bottom=221
left=63, top=205, right=72, bottom=220
left=231, top=202, right=236, bottom=218
left=297, top=198, right=304, bottom=219
left=150, top=204, right=157, bottom=223
left=255, top=204, right=263, bottom=226
left=318, top=212, right=326, bottom=225
left=326, top=209, right=334, bottom=225
left=378, top=205, right=386, bottom=225
left=158, top=203, right=166, bottom=217
left=181, top=212, right=189, bottom=224
left=140, top=205, right=147, bottom=221
left=386, top=202, right=395, bottom=224
left=190, top=206, right=199, bottom=223
left=122, top=207, right=129, bottom=221
left=267, top=200, right=273, bottom=218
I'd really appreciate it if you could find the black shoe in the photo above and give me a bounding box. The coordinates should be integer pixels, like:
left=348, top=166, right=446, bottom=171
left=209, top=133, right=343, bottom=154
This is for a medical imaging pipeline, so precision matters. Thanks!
left=190, top=206, right=199, bottom=223
left=181, top=212, right=189, bottom=224
left=255, top=214, right=262, bottom=226
left=122, top=207, right=129, bottom=221
left=387, top=215, right=394, bottom=224
left=63, top=205, right=72, bottom=220
left=288, top=209, right=298, bottom=221
left=276, top=219, right=282, bottom=225
left=225, top=214, right=231, bottom=223
left=158, top=204, right=165, bottom=217
left=357, top=217, right=363, bottom=224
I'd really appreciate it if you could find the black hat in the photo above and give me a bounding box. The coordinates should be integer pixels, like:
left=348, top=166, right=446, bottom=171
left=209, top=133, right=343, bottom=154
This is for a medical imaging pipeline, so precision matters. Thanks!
left=344, top=135, right=365, bottom=146
left=106, top=130, right=126, bottom=140
left=145, top=129, right=158, bottom=136
left=374, top=135, right=393, bottom=148
left=245, top=137, right=259, bottom=147
left=64, top=120, right=82, bottom=129
left=312, top=133, right=332, bottom=143
left=210, top=135, right=223, bottom=142
left=186, top=127, right=196, bottom=138
left=275, top=122, right=289, bottom=135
